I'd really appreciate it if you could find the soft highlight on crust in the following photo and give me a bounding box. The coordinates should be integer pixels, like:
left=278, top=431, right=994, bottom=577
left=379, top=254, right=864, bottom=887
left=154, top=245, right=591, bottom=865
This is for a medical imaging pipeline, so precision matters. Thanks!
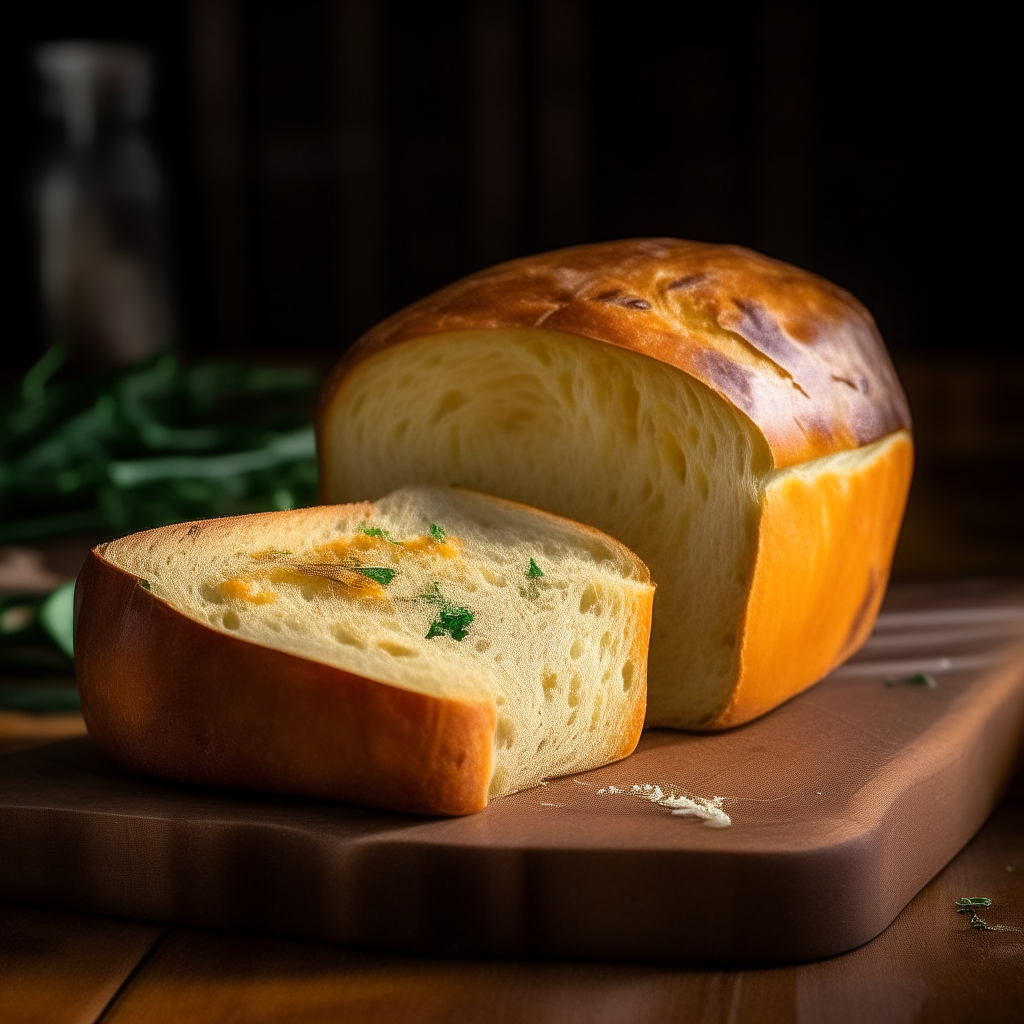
left=322, top=238, right=911, bottom=470
left=76, top=554, right=498, bottom=815
left=718, top=430, right=914, bottom=728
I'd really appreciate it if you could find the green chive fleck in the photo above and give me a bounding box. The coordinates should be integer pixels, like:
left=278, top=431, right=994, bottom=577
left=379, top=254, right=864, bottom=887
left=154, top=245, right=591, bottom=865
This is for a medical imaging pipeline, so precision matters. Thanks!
left=360, top=524, right=402, bottom=545
left=426, top=605, right=475, bottom=641
left=354, top=567, right=396, bottom=586
left=430, top=523, right=446, bottom=542
left=419, top=581, right=474, bottom=641
left=523, top=557, right=545, bottom=598
left=139, top=578, right=151, bottom=591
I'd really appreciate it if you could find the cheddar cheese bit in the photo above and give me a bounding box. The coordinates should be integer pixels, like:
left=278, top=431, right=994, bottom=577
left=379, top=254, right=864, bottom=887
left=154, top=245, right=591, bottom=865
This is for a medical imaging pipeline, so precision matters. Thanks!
left=433, top=537, right=460, bottom=558
left=323, top=533, right=389, bottom=558
left=218, top=577, right=278, bottom=604
left=401, top=535, right=432, bottom=552
left=278, top=564, right=388, bottom=599
left=399, top=532, right=461, bottom=558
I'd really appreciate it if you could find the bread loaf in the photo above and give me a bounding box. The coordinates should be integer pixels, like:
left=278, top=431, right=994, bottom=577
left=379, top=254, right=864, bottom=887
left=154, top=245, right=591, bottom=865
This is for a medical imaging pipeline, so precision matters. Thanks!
left=318, top=239, right=913, bottom=729
left=76, top=486, right=654, bottom=814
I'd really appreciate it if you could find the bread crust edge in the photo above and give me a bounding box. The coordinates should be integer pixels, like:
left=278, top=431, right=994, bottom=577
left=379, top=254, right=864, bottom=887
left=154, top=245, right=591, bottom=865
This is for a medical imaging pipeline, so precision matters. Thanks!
left=319, top=238, right=911, bottom=471
left=707, top=429, right=914, bottom=730
left=75, top=550, right=498, bottom=816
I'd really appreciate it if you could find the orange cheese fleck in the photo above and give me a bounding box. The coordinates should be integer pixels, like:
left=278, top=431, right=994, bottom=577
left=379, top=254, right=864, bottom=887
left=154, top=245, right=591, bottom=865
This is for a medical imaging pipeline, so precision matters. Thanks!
left=400, top=535, right=461, bottom=558
left=322, top=534, right=393, bottom=559
left=218, top=578, right=278, bottom=604
left=225, top=529, right=462, bottom=606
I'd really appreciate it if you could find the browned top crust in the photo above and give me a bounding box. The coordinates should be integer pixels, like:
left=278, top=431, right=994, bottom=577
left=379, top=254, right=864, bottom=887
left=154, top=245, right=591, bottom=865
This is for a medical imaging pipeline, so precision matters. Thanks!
left=325, top=239, right=911, bottom=467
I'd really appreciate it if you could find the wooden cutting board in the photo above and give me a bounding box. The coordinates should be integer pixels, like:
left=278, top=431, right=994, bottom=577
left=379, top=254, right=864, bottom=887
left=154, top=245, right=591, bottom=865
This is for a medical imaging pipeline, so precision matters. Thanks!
left=2, top=582, right=1023, bottom=964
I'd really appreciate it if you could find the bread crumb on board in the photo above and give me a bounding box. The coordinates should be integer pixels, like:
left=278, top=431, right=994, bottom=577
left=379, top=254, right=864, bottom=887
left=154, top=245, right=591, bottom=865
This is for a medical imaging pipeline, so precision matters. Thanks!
left=597, top=783, right=732, bottom=828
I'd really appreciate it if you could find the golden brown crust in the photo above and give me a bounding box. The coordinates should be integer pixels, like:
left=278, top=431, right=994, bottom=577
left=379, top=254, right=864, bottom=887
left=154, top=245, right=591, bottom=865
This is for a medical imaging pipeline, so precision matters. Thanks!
left=76, top=551, right=497, bottom=816
left=713, top=430, right=914, bottom=729
left=619, top=588, right=655, bottom=756
left=322, top=239, right=910, bottom=469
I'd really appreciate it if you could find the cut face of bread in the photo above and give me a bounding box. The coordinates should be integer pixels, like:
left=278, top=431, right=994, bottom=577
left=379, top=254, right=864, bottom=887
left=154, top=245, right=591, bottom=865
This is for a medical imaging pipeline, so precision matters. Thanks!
left=76, top=487, right=653, bottom=814
left=320, top=329, right=913, bottom=728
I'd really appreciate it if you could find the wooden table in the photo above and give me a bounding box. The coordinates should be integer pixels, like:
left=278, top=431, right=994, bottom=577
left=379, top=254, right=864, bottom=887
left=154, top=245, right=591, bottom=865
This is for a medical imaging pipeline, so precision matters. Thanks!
left=3, top=576, right=1024, bottom=1021
left=1, top=765, right=1021, bottom=1024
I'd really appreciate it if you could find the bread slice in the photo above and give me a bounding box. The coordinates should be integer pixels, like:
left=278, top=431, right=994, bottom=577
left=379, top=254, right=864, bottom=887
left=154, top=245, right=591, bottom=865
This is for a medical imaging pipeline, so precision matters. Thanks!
left=318, top=239, right=914, bottom=730
left=75, top=487, right=654, bottom=815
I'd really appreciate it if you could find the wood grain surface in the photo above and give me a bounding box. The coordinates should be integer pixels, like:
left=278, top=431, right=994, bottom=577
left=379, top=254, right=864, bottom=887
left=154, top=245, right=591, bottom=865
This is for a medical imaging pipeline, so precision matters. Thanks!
left=2, top=582, right=1022, bottom=1021
left=0, top=905, right=162, bottom=1024
left=3, top=587, right=1023, bottom=963
left=0, top=710, right=86, bottom=758
left=2, top=798, right=1020, bottom=1024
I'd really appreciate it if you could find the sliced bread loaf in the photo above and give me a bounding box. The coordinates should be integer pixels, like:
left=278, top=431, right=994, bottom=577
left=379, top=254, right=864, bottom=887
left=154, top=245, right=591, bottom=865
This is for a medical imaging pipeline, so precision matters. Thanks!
left=318, top=239, right=913, bottom=729
left=75, top=487, right=654, bottom=815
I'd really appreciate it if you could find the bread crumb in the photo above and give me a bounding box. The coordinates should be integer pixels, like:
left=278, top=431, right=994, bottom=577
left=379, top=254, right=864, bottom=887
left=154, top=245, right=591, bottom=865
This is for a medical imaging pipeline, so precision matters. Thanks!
left=599, top=782, right=731, bottom=828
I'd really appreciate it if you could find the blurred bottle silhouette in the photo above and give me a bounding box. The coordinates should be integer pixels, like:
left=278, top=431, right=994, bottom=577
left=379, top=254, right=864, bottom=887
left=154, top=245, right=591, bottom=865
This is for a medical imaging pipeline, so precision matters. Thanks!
left=33, top=42, right=174, bottom=367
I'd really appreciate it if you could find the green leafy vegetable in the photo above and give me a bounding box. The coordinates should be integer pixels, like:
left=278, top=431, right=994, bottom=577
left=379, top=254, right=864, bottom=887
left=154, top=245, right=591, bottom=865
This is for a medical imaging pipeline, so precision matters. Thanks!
left=526, top=558, right=544, bottom=579
left=359, top=525, right=402, bottom=546
left=0, top=592, right=74, bottom=675
left=353, top=566, right=396, bottom=586
left=0, top=682, right=80, bottom=713
left=430, top=523, right=446, bottom=542
left=419, top=582, right=474, bottom=641
left=38, top=580, right=76, bottom=658
left=0, top=349, right=324, bottom=683
left=0, top=349, right=322, bottom=545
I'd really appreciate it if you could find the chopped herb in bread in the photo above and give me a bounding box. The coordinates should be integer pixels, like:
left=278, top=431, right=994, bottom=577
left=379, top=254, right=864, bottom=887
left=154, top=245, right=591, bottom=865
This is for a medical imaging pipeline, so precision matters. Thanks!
left=76, top=487, right=654, bottom=815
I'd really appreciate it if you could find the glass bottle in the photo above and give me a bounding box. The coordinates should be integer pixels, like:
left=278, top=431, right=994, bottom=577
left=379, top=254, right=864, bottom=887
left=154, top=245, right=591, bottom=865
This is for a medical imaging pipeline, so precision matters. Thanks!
left=33, top=42, right=174, bottom=366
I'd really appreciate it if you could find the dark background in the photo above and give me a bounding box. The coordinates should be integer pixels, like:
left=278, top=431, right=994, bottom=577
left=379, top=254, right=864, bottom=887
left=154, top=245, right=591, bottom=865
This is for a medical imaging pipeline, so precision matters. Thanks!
left=1, top=0, right=1021, bottom=578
